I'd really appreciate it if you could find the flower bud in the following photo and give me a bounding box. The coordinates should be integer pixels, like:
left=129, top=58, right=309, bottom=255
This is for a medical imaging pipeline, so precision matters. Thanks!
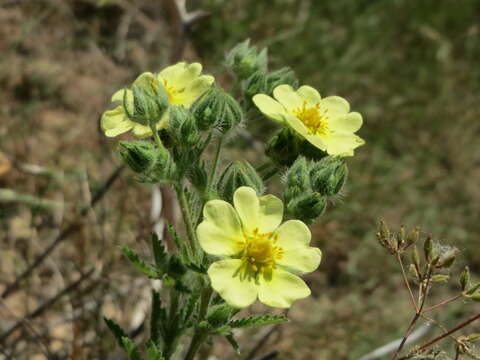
left=188, top=161, right=208, bottom=192
left=286, top=192, right=327, bottom=224
left=424, top=235, right=434, bottom=263
left=284, top=157, right=310, bottom=204
left=118, top=141, right=157, bottom=173
left=191, top=86, right=242, bottom=134
left=460, top=266, right=471, bottom=291
left=225, top=39, right=267, bottom=80
left=217, top=161, right=264, bottom=202
left=406, top=227, right=420, bottom=245
left=265, top=128, right=301, bottom=166
left=309, top=156, right=348, bottom=196
left=438, top=248, right=457, bottom=268
left=126, top=73, right=169, bottom=127
left=168, top=106, right=200, bottom=146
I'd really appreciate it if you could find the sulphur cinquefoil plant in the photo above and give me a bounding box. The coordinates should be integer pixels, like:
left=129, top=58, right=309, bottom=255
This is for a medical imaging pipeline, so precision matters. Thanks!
left=101, top=40, right=364, bottom=360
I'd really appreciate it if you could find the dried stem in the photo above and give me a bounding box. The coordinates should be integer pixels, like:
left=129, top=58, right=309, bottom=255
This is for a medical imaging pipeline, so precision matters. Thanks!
left=417, top=312, right=480, bottom=353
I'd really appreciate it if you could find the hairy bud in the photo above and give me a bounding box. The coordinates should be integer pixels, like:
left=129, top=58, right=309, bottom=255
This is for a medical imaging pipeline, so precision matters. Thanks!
left=118, top=141, right=157, bottom=173
left=217, top=161, right=264, bottom=202
left=125, top=73, right=169, bottom=127
left=191, top=86, right=243, bottom=133
left=168, top=106, right=200, bottom=146
left=286, top=192, right=327, bottom=224
left=225, top=39, right=267, bottom=80
left=309, top=156, right=348, bottom=196
left=284, top=156, right=310, bottom=204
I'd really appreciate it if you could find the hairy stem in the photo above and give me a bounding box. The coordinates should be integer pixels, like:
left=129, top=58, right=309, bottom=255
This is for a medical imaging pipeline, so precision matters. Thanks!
left=175, top=185, right=198, bottom=253
left=184, top=287, right=213, bottom=360
left=207, top=136, right=223, bottom=194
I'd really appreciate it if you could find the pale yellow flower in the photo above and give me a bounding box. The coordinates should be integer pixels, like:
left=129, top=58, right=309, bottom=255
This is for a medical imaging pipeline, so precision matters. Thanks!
left=253, top=84, right=364, bottom=156
left=197, top=187, right=321, bottom=308
left=101, top=62, right=214, bottom=138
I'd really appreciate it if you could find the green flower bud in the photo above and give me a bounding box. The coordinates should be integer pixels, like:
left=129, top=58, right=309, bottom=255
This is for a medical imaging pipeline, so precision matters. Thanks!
left=225, top=39, right=268, bottom=80
left=438, top=248, right=457, bottom=268
left=284, top=156, right=310, bottom=204
left=217, top=161, right=264, bottom=202
left=266, top=128, right=301, bottom=166
left=188, top=161, right=208, bottom=192
left=118, top=141, right=157, bottom=173
left=431, top=275, right=449, bottom=283
left=460, top=266, right=471, bottom=291
left=287, top=192, right=326, bottom=224
left=265, top=67, right=298, bottom=93
left=142, top=147, right=177, bottom=183
left=309, top=156, right=348, bottom=196
left=191, top=86, right=242, bottom=133
left=424, top=235, right=434, bottom=263
left=125, top=73, right=169, bottom=127
left=168, top=106, right=200, bottom=146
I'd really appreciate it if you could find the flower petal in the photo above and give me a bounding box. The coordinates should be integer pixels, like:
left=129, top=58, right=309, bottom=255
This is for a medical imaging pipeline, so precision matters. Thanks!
left=329, top=112, right=363, bottom=133
left=275, top=220, right=312, bottom=250
left=252, top=94, right=288, bottom=123
left=284, top=114, right=309, bottom=137
left=175, top=75, right=214, bottom=106
left=198, top=199, right=243, bottom=255
left=132, top=123, right=153, bottom=138
left=101, top=107, right=133, bottom=137
left=278, top=247, right=322, bottom=273
left=258, top=194, right=283, bottom=233
left=297, top=85, right=321, bottom=105
left=233, top=187, right=260, bottom=232
left=305, top=134, right=327, bottom=151
left=208, top=259, right=258, bottom=308
left=273, top=84, right=302, bottom=111
left=258, top=269, right=311, bottom=308
left=159, top=62, right=203, bottom=90
left=322, top=133, right=365, bottom=156
left=321, top=96, right=350, bottom=114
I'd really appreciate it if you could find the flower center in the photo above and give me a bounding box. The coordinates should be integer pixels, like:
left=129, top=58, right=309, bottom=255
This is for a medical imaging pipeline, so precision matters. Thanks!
left=240, top=228, right=283, bottom=274
left=293, top=101, right=330, bottom=136
left=162, top=79, right=183, bottom=104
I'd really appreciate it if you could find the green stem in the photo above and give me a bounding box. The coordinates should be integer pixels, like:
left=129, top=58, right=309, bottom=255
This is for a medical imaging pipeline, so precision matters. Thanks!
left=207, top=137, right=223, bottom=193
left=184, top=287, right=213, bottom=360
left=151, top=125, right=165, bottom=151
left=175, top=184, right=198, bottom=253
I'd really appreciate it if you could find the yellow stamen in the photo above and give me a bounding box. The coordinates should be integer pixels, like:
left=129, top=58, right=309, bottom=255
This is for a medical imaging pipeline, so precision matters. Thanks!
left=293, top=101, right=330, bottom=136
left=240, top=228, right=284, bottom=277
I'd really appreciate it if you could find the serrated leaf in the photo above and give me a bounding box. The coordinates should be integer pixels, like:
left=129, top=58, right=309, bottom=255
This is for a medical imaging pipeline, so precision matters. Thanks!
left=150, top=232, right=167, bottom=269
left=225, top=332, right=241, bottom=354
left=150, top=290, right=166, bottom=344
left=104, top=317, right=128, bottom=348
left=147, top=340, right=163, bottom=360
left=122, top=246, right=160, bottom=278
left=228, top=314, right=289, bottom=328
left=181, top=291, right=200, bottom=326
left=122, top=337, right=143, bottom=360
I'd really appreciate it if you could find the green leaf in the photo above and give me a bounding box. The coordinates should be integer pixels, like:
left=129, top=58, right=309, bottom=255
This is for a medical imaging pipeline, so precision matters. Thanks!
left=466, top=282, right=480, bottom=295
left=225, top=332, right=241, bottom=354
left=104, top=317, right=128, bottom=348
left=147, top=340, right=163, bottom=360
left=122, top=246, right=160, bottom=278
left=150, top=290, right=167, bottom=343
left=122, top=337, right=143, bottom=360
left=181, top=291, right=200, bottom=326
left=150, top=233, right=167, bottom=269
left=207, top=304, right=237, bottom=328
left=228, top=314, right=289, bottom=328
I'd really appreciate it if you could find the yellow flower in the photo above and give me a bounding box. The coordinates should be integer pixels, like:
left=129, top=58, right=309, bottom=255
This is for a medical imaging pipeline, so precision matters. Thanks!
left=101, top=62, right=214, bottom=138
left=197, top=187, right=322, bottom=308
left=253, top=84, right=365, bottom=156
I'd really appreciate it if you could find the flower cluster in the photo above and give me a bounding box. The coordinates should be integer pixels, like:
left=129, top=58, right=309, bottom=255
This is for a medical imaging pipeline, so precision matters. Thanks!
left=101, top=43, right=365, bottom=359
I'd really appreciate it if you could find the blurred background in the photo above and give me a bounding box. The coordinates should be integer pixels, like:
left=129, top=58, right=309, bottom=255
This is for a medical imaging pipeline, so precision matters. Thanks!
left=1, top=0, right=480, bottom=359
